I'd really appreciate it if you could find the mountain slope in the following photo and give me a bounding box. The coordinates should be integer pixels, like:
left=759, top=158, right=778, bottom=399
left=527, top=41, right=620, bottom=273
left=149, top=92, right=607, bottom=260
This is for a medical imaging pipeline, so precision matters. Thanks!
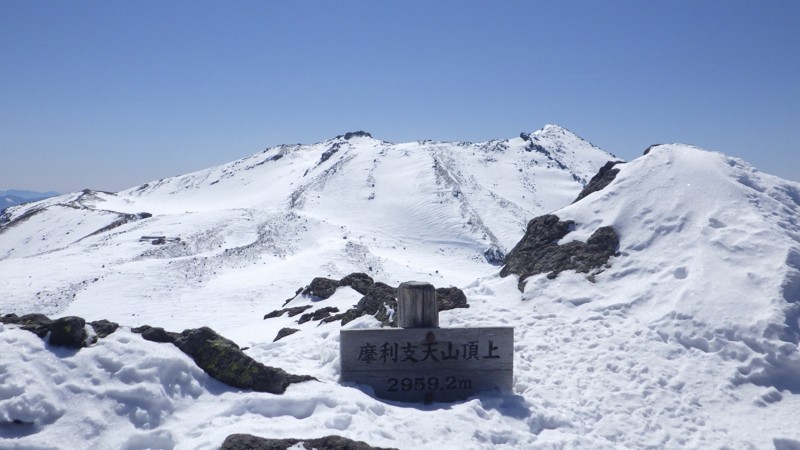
left=493, top=144, right=800, bottom=447
left=0, top=125, right=615, bottom=340
left=0, top=190, right=58, bottom=212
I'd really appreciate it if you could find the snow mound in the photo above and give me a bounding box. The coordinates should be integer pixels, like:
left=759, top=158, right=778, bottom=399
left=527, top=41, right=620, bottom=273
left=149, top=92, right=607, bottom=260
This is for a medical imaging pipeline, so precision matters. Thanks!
left=499, top=143, right=800, bottom=447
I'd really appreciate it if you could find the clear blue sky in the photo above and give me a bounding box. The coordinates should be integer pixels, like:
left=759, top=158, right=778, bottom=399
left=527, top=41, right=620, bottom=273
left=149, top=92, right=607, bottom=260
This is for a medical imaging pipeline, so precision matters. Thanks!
left=1, top=1, right=798, bottom=193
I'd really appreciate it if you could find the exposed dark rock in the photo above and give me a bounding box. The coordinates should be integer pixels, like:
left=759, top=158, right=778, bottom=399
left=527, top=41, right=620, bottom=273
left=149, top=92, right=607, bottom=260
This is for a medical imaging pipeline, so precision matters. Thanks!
left=526, top=142, right=549, bottom=156
left=279, top=276, right=470, bottom=328
left=167, top=326, right=314, bottom=393
left=2, top=314, right=120, bottom=346
left=339, top=272, right=374, bottom=295
left=1, top=313, right=53, bottom=337
left=47, top=316, right=87, bottom=348
left=273, top=328, right=299, bottom=342
left=139, top=235, right=181, bottom=245
left=221, top=433, right=397, bottom=450
left=322, top=309, right=358, bottom=325
left=356, top=282, right=399, bottom=326
left=89, top=319, right=119, bottom=338
left=297, top=307, right=339, bottom=324
left=303, top=277, right=340, bottom=299
left=774, top=438, right=800, bottom=450
left=342, top=131, right=372, bottom=140
left=358, top=282, right=397, bottom=316
left=86, top=212, right=154, bottom=238
left=643, top=144, right=663, bottom=155
left=501, top=214, right=619, bottom=291
left=174, top=326, right=315, bottom=393
left=483, top=245, right=505, bottom=265
left=132, top=325, right=180, bottom=343
left=263, top=305, right=313, bottom=320
left=323, top=282, right=398, bottom=327
left=263, top=310, right=283, bottom=319
left=573, top=161, right=622, bottom=203
left=282, top=287, right=305, bottom=306
left=319, top=144, right=340, bottom=164
left=285, top=306, right=312, bottom=317
left=436, top=287, right=469, bottom=311
left=502, top=215, right=574, bottom=272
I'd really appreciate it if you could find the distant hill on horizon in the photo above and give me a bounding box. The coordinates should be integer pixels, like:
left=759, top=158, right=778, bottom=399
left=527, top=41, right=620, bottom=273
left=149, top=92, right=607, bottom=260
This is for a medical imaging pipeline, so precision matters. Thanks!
left=0, top=189, right=59, bottom=212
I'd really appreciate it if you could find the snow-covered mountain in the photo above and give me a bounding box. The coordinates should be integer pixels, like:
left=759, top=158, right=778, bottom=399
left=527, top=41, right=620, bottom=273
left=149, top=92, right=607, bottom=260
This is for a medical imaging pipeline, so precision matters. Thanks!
left=0, top=125, right=613, bottom=340
left=2, top=127, right=799, bottom=449
left=0, top=190, right=58, bottom=213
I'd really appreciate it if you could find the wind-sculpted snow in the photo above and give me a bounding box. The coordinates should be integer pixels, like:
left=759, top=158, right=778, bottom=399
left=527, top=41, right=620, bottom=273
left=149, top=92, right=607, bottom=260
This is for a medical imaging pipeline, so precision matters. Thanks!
left=2, top=129, right=800, bottom=448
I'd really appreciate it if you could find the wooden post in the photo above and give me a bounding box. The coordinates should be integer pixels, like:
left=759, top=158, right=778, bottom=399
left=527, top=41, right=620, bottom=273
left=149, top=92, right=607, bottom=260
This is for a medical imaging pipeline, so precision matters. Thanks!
left=397, top=281, right=438, bottom=328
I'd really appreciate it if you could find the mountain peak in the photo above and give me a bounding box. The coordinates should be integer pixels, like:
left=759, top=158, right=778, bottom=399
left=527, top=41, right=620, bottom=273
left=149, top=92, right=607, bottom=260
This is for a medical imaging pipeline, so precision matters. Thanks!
left=334, top=130, right=374, bottom=141
left=534, top=124, right=576, bottom=137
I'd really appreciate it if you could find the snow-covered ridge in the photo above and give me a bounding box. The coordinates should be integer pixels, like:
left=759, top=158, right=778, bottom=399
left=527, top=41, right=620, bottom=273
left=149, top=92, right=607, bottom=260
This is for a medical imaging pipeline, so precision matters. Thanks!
left=2, top=129, right=800, bottom=448
left=0, top=125, right=615, bottom=331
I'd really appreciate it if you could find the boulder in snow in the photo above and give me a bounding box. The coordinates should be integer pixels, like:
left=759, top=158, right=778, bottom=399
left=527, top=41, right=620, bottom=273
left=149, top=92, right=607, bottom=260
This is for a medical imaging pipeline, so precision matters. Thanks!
left=221, top=433, right=397, bottom=450
left=48, top=316, right=88, bottom=348
left=500, top=214, right=619, bottom=290
left=174, top=326, right=314, bottom=393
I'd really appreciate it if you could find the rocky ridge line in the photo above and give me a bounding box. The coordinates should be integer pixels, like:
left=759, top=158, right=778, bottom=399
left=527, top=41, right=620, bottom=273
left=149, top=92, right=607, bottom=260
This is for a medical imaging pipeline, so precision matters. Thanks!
left=0, top=313, right=314, bottom=394
left=221, top=433, right=397, bottom=450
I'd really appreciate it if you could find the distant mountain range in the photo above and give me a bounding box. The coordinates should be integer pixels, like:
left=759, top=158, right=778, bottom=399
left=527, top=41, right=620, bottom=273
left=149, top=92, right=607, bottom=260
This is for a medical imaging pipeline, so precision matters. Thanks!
left=0, top=189, right=58, bottom=212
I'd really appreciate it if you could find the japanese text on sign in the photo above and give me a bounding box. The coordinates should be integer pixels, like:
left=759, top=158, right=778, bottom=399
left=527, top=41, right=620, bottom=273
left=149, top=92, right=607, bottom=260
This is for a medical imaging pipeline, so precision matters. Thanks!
left=356, top=339, right=501, bottom=364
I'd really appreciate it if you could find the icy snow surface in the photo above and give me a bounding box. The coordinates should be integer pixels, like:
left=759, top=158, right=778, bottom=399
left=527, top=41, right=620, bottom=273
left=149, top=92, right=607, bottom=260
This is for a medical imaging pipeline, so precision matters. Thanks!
left=2, top=129, right=800, bottom=449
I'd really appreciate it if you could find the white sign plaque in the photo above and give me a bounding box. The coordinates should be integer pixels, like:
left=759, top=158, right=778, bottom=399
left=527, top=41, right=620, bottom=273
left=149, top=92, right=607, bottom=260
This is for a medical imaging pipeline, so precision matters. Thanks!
left=340, top=326, right=513, bottom=402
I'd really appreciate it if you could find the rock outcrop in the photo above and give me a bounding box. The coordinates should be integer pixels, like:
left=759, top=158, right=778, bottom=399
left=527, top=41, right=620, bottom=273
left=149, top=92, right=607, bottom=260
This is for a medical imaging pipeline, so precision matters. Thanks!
left=0, top=313, right=53, bottom=338
left=266, top=273, right=470, bottom=328
left=500, top=214, right=619, bottom=291
left=221, top=433, right=397, bottom=450
left=303, top=277, right=340, bottom=299
left=573, top=160, right=622, bottom=203
left=0, top=313, right=119, bottom=348
left=339, top=272, right=374, bottom=295
left=263, top=305, right=313, bottom=320
left=273, top=327, right=299, bottom=342
left=48, top=316, right=88, bottom=348
left=132, top=325, right=315, bottom=394
left=1, top=313, right=315, bottom=394
left=297, top=306, right=339, bottom=324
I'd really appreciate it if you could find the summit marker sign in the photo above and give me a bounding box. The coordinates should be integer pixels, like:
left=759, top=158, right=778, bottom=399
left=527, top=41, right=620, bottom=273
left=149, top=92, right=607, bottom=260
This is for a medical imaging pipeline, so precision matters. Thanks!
left=340, top=282, right=513, bottom=403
